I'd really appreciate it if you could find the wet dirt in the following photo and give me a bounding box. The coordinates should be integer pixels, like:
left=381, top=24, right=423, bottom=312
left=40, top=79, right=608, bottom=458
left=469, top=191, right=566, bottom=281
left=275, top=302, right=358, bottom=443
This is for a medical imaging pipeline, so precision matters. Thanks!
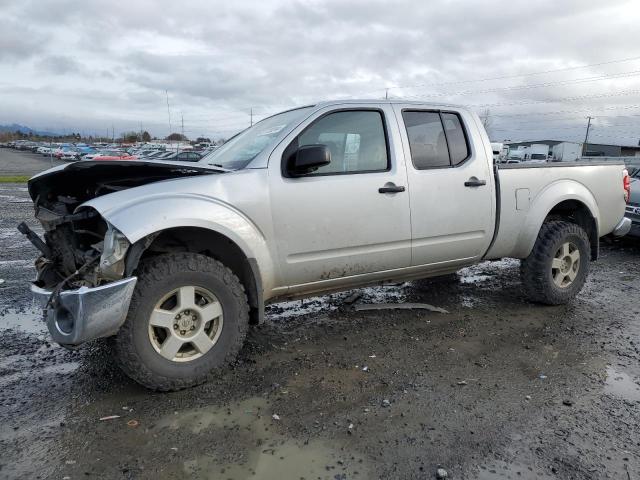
left=1, top=183, right=640, bottom=479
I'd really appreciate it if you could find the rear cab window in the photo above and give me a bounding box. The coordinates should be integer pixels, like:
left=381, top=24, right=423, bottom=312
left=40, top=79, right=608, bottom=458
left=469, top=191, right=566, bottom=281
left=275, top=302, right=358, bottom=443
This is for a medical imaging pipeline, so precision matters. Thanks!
left=402, top=110, right=470, bottom=169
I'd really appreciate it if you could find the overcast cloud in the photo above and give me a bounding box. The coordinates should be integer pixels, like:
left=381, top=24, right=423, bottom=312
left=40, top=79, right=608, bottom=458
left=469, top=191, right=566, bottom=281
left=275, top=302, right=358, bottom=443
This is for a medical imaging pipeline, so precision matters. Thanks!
left=1, top=0, right=640, bottom=143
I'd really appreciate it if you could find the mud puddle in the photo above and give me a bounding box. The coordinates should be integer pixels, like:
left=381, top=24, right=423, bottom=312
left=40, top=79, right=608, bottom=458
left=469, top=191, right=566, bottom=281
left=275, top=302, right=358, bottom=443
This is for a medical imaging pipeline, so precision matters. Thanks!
left=155, top=397, right=368, bottom=479
left=0, top=307, right=46, bottom=334
left=605, top=366, right=640, bottom=401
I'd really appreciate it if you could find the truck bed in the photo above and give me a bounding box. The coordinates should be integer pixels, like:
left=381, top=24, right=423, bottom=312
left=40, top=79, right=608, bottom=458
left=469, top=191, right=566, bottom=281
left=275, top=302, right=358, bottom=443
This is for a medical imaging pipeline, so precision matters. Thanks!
left=487, top=161, right=627, bottom=261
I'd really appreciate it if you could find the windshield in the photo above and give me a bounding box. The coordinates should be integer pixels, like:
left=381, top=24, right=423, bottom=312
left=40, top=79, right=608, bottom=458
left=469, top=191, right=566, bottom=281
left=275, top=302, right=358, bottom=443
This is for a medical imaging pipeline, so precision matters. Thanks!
left=200, top=107, right=313, bottom=170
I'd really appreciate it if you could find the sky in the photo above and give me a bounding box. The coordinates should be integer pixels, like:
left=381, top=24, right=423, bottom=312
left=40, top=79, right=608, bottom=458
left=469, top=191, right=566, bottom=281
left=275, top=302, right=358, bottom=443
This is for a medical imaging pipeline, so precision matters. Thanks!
left=2, top=0, right=640, bottom=144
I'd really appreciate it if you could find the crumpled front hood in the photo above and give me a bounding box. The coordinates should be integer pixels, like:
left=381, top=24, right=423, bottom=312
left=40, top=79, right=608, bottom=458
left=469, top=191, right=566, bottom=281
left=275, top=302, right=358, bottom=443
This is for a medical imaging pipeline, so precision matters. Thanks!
left=28, top=159, right=222, bottom=204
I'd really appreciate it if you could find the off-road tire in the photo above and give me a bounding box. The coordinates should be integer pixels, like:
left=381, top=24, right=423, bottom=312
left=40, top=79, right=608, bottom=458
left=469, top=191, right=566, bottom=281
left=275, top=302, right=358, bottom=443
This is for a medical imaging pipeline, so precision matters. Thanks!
left=520, top=221, right=590, bottom=305
left=112, top=253, right=249, bottom=391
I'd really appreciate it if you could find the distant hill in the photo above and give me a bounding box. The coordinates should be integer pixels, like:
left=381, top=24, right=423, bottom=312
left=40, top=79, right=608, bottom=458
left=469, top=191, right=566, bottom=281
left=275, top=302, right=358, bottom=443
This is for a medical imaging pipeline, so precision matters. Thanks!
left=0, top=123, right=61, bottom=137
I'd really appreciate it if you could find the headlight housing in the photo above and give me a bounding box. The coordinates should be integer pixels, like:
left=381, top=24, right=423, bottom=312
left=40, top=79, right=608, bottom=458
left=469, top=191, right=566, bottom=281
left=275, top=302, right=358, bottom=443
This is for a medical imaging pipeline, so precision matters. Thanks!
left=99, top=223, right=130, bottom=280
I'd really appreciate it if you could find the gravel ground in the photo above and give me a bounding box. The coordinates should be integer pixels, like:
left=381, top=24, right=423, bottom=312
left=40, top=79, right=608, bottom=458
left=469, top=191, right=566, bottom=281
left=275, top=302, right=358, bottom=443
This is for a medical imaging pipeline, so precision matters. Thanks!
left=0, top=148, right=66, bottom=176
left=1, top=180, right=639, bottom=480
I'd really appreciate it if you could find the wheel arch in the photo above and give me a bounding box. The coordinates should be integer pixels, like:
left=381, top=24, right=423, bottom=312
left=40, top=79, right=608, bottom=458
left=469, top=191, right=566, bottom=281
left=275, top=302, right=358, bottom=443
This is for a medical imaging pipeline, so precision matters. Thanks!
left=125, top=227, right=264, bottom=324
left=516, top=181, right=600, bottom=260
left=545, top=199, right=598, bottom=260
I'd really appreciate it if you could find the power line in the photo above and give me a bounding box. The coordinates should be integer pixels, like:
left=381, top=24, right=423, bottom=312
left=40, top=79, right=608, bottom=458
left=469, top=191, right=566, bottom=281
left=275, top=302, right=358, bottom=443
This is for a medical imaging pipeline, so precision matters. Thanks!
left=396, top=69, right=640, bottom=100
left=384, top=55, right=640, bottom=92
left=491, top=104, right=640, bottom=118
left=471, top=88, right=640, bottom=109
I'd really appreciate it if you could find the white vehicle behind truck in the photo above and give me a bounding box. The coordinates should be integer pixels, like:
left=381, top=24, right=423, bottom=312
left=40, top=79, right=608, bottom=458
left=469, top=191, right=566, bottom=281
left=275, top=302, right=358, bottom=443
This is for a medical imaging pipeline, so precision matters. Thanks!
left=552, top=141, right=582, bottom=162
left=507, top=146, right=527, bottom=162
left=529, top=144, right=549, bottom=162
left=490, top=142, right=508, bottom=163
left=21, top=100, right=632, bottom=390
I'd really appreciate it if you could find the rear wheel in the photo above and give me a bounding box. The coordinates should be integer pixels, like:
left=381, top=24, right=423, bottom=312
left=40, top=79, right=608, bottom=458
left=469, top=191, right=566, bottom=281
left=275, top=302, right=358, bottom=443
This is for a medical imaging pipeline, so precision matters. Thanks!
left=520, top=221, right=590, bottom=305
left=112, top=253, right=249, bottom=391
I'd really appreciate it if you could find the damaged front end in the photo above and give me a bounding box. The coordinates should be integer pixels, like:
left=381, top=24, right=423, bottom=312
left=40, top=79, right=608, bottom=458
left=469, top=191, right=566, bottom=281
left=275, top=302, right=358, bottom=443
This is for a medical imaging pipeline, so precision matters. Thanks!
left=21, top=208, right=137, bottom=346
left=21, top=160, right=218, bottom=346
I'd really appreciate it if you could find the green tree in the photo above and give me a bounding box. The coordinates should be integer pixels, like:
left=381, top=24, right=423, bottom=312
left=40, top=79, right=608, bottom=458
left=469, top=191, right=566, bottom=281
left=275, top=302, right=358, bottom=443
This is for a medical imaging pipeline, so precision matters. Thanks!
left=141, top=131, right=152, bottom=142
left=123, top=131, right=140, bottom=143
left=166, top=133, right=187, bottom=141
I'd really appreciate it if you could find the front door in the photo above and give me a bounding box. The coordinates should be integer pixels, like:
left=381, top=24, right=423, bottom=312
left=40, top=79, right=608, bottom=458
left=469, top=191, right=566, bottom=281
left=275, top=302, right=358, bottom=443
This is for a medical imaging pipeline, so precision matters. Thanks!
left=269, top=107, right=412, bottom=289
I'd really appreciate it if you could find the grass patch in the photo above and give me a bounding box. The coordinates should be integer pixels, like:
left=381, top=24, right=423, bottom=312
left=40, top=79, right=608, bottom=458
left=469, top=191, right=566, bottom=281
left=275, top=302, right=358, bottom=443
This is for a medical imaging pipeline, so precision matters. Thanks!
left=0, top=175, right=30, bottom=183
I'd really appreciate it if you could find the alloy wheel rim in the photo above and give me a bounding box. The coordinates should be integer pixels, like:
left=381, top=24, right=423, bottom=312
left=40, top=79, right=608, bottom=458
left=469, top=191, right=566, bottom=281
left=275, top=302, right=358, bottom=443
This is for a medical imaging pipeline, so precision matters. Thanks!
left=551, top=241, right=580, bottom=288
left=148, top=285, right=223, bottom=362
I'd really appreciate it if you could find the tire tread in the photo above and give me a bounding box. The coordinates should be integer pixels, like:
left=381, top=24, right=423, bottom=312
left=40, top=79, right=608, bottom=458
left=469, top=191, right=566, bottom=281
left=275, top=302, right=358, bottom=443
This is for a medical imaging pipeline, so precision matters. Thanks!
left=112, top=252, right=249, bottom=391
left=520, top=220, right=590, bottom=305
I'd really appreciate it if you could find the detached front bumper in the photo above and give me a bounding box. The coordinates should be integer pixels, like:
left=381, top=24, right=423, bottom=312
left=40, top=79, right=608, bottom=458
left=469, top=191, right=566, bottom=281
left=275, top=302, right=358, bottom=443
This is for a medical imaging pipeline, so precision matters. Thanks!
left=31, top=277, right=137, bottom=346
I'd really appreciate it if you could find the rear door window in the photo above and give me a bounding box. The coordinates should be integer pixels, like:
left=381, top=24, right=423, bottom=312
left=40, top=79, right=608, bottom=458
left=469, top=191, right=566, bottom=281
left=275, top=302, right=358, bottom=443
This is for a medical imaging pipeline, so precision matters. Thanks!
left=402, top=111, right=470, bottom=169
left=441, top=113, right=469, bottom=165
left=402, top=111, right=450, bottom=169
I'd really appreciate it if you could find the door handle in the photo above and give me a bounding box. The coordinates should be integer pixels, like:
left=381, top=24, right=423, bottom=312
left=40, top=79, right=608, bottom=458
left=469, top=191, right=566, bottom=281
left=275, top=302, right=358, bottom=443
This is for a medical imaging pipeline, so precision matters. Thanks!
left=378, top=183, right=406, bottom=194
left=464, top=177, right=486, bottom=187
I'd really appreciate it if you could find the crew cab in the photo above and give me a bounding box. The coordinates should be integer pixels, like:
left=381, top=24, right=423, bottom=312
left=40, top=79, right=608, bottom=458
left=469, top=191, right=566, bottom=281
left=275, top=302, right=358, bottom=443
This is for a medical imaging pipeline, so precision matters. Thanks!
left=22, top=100, right=632, bottom=391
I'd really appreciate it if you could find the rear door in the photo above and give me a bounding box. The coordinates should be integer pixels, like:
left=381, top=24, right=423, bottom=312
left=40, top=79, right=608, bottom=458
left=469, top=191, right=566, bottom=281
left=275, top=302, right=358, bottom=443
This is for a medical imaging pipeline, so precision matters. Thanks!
left=393, top=105, right=495, bottom=267
left=268, top=104, right=412, bottom=289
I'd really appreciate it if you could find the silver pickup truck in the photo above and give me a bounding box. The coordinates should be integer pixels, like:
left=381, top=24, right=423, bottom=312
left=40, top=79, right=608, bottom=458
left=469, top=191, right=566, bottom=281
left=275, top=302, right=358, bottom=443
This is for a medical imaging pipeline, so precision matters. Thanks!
left=22, top=100, right=632, bottom=390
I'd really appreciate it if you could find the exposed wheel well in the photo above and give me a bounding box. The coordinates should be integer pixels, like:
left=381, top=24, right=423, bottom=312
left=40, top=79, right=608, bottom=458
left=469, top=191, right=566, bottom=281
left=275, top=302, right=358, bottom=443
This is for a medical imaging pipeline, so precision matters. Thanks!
left=126, top=227, right=263, bottom=324
left=545, top=200, right=598, bottom=260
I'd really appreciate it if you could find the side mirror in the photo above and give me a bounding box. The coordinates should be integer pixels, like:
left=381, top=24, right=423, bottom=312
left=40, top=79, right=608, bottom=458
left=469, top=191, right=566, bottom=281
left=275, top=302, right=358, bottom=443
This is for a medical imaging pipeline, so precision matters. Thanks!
left=288, top=144, right=331, bottom=176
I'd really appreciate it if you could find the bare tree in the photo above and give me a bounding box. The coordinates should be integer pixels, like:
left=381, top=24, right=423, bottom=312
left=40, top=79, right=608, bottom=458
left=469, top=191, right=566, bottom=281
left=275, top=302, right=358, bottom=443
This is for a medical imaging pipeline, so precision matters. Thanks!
left=480, top=108, right=493, bottom=136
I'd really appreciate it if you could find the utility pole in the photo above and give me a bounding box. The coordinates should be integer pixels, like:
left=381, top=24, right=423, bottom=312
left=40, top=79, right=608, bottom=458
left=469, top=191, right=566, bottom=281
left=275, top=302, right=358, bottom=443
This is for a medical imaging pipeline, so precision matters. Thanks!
left=385, top=88, right=389, bottom=99
left=582, top=116, right=593, bottom=156
left=166, top=90, right=172, bottom=141
left=250, top=107, right=253, bottom=126
left=181, top=113, right=184, bottom=139
left=111, top=124, right=115, bottom=143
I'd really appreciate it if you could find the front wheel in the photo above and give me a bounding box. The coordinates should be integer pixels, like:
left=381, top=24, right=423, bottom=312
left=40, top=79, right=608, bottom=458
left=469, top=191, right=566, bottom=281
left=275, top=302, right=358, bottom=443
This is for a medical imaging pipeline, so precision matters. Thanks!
left=112, top=253, right=249, bottom=391
left=520, top=221, right=590, bottom=305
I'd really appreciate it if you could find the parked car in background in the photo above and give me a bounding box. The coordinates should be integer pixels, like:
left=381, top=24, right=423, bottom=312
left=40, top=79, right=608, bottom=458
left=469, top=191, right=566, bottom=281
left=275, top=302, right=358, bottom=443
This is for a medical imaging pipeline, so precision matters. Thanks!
left=528, top=144, right=549, bottom=162
left=490, top=142, right=507, bottom=163
left=161, top=151, right=203, bottom=162
left=138, top=151, right=168, bottom=159
left=89, top=151, right=137, bottom=161
left=59, top=151, right=79, bottom=162
left=507, top=148, right=526, bottom=162
left=131, top=149, right=160, bottom=158
left=82, top=151, right=110, bottom=160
